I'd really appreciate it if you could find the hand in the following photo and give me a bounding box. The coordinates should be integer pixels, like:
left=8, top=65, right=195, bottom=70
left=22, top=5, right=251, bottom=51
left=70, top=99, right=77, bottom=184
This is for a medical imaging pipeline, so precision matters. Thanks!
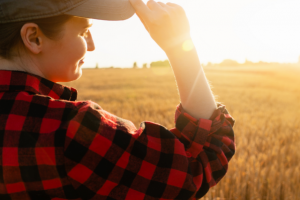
left=129, top=0, right=191, bottom=52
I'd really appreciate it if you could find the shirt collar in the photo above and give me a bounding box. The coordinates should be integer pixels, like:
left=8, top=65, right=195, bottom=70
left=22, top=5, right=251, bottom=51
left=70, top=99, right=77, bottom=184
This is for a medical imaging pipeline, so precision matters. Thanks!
left=0, top=70, right=77, bottom=101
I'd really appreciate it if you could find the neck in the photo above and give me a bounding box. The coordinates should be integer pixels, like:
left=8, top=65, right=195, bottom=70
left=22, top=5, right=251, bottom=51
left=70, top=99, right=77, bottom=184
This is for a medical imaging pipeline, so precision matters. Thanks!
left=0, top=57, right=20, bottom=71
left=0, top=56, right=44, bottom=78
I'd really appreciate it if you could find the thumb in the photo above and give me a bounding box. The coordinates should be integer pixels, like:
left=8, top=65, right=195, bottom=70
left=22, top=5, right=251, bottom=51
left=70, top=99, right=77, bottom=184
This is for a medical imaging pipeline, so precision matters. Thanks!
left=129, top=0, right=151, bottom=18
left=136, top=12, right=149, bottom=32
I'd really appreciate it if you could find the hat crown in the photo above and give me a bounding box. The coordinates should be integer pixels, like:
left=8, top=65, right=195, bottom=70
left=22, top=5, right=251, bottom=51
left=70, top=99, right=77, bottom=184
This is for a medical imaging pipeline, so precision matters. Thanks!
left=0, top=0, right=87, bottom=23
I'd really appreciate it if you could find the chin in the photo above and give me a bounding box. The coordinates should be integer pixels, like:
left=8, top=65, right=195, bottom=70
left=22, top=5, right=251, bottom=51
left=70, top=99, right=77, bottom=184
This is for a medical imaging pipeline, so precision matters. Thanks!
left=55, top=69, right=82, bottom=83
left=71, top=67, right=83, bottom=81
left=73, top=70, right=83, bottom=81
left=68, top=64, right=83, bottom=81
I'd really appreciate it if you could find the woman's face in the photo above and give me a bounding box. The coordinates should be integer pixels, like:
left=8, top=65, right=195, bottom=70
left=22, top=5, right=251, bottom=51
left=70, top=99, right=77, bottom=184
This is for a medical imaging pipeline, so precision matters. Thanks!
left=40, top=17, right=95, bottom=82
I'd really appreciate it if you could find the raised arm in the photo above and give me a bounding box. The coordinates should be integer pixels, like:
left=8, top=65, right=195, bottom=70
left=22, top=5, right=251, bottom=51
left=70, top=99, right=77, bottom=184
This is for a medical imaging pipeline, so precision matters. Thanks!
left=63, top=2, right=235, bottom=199
left=129, top=0, right=216, bottom=119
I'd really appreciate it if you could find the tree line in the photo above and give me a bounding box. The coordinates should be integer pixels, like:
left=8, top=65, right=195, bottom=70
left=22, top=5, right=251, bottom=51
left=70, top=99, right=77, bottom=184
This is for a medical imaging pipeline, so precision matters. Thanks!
left=132, top=60, right=170, bottom=68
left=95, top=57, right=300, bottom=69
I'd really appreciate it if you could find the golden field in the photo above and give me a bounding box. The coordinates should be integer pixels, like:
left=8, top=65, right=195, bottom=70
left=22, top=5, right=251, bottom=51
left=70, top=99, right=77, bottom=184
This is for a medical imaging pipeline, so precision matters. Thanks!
left=63, top=64, right=300, bottom=200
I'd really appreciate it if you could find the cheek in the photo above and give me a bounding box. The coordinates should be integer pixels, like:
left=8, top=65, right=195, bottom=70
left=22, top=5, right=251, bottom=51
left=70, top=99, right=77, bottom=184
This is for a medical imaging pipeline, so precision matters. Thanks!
left=48, top=37, right=86, bottom=64
left=44, top=37, right=87, bottom=82
left=65, top=37, right=87, bottom=62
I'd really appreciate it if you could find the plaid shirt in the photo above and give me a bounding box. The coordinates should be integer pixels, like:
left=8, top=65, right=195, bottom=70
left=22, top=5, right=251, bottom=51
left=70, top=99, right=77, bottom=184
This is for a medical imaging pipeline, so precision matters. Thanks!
left=0, top=70, right=235, bottom=200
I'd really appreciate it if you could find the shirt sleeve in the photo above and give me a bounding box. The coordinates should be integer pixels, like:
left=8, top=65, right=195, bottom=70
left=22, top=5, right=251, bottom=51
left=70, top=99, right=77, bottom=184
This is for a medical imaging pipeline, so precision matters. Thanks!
left=63, top=101, right=235, bottom=200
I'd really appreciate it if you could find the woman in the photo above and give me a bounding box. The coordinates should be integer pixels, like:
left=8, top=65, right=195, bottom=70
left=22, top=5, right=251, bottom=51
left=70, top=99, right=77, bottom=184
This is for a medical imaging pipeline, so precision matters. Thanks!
left=0, top=0, right=235, bottom=199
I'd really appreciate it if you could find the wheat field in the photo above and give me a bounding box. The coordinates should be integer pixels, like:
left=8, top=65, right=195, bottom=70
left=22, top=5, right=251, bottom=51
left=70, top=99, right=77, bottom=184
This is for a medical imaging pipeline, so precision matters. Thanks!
left=63, top=64, right=300, bottom=200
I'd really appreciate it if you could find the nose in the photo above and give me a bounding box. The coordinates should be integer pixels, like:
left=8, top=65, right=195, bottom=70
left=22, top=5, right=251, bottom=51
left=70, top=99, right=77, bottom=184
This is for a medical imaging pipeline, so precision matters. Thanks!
left=86, top=30, right=95, bottom=51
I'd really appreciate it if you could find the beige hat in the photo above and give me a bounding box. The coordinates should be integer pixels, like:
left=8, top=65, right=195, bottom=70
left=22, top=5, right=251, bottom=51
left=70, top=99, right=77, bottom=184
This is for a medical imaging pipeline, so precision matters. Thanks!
left=0, top=0, right=135, bottom=23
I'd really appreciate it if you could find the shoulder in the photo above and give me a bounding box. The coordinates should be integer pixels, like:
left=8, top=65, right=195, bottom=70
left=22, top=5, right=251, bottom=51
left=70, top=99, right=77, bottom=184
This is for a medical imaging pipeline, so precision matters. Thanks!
left=66, top=100, right=137, bottom=134
left=11, top=91, right=91, bottom=122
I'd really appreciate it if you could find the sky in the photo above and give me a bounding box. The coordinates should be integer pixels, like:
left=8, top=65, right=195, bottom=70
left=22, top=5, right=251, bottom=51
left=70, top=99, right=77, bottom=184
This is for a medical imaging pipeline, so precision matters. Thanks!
left=82, top=0, right=300, bottom=68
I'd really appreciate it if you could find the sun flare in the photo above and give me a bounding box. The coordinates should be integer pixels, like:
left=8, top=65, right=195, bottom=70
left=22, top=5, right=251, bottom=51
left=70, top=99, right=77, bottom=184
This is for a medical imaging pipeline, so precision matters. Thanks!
left=182, top=39, right=194, bottom=52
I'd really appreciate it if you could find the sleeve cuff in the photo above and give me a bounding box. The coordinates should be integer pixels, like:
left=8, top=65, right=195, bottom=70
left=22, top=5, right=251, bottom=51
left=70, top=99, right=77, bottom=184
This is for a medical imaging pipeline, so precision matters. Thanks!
left=172, top=103, right=235, bottom=152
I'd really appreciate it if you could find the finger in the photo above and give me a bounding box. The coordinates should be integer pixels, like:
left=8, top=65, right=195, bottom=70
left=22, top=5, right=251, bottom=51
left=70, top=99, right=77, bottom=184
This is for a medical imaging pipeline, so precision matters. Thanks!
left=129, top=0, right=152, bottom=18
left=166, top=2, right=183, bottom=9
left=157, top=2, right=168, bottom=8
left=166, top=2, right=185, bottom=13
left=166, top=2, right=178, bottom=7
left=147, top=0, right=163, bottom=10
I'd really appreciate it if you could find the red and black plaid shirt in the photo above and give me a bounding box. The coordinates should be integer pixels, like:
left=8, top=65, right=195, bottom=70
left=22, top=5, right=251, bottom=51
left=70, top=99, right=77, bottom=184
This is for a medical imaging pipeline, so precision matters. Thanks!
left=0, top=70, right=235, bottom=200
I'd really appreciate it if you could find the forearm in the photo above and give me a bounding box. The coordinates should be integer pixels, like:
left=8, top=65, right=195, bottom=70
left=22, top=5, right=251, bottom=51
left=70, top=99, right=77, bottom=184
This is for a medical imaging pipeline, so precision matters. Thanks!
left=128, top=0, right=216, bottom=119
left=165, top=38, right=216, bottom=119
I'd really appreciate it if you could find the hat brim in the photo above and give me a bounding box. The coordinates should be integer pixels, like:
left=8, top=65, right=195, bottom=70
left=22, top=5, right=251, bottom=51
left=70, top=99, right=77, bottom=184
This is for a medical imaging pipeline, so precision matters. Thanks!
left=65, top=0, right=135, bottom=21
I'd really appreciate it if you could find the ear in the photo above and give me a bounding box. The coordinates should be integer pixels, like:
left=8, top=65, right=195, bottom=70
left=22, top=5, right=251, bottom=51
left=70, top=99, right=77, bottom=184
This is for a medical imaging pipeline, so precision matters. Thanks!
left=20, top=23, right=43, bottom=54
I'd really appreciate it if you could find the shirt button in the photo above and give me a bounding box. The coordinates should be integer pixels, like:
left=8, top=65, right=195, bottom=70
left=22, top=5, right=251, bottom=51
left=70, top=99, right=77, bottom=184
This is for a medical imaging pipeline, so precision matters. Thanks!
left=186, top=151, right=192, bottom=158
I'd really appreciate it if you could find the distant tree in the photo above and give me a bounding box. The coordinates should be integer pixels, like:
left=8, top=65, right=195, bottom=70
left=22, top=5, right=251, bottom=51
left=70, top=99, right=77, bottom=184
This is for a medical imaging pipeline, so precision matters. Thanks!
left=244, top=59, right=253, bottom=65
left=219, top=59, right=239, bottom=66
left=206, top=62, right=213, bottom=67
left=150, top=60, right=170, bottom=68
left=95, top=63, right=99, bottom=69
left=143, top=63, right=148, bottom=68
left=258, top=61, right=268, bottom=65
left=133, top=62, right=138, bottom=68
